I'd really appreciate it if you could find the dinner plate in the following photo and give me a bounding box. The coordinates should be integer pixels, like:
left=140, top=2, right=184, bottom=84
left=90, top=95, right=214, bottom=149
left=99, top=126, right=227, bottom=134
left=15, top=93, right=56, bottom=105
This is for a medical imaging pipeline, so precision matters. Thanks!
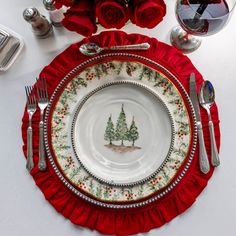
left=71, top=81, right=174, bottom=185
left=45, top=54, right=196, bottom=207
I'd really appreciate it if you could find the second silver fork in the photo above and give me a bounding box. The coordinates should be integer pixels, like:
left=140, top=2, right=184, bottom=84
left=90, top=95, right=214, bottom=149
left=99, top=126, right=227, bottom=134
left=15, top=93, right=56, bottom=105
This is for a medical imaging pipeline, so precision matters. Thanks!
left=36, top=78, right=49, bottom=171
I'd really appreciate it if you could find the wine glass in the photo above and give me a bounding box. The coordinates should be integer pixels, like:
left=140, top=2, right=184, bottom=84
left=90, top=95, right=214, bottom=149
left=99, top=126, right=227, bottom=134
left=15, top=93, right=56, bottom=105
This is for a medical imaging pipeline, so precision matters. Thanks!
left=170, top=0, right=236, bottom=53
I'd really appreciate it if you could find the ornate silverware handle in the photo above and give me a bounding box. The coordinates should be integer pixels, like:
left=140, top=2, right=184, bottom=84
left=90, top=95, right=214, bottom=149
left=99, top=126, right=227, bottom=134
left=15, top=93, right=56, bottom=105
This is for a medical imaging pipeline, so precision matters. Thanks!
left=108, top=43, right=150, bottom=51
left=209, top=120, right=220, bottom=167
left=38, top=121, right=46, bottom=171
left=26, top=126, right=34, bottom=172
left=197, top=122, right=210, bottom=174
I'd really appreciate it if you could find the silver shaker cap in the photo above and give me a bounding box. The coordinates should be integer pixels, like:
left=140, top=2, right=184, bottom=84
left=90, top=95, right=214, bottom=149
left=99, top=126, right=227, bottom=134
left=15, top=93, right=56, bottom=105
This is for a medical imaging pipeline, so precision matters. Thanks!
left=23, top=7, right=39, bottom=21
left=43, top=0, right=56, bottom=11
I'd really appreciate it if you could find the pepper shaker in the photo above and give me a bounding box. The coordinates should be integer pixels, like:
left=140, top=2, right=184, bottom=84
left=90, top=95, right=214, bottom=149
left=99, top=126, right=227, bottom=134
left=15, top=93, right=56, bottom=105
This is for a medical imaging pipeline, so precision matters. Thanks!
left=23, top=7, right=53, bottom=38
left=43, top=0, right=64, bottom=27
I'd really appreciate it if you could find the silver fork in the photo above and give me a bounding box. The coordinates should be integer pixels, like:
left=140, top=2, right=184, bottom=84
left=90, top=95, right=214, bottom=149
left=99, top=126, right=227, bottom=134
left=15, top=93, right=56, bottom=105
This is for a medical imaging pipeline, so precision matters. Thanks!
left=36, top=78, right=49, bottom=171
left=25, top=86, right=37, bottom=172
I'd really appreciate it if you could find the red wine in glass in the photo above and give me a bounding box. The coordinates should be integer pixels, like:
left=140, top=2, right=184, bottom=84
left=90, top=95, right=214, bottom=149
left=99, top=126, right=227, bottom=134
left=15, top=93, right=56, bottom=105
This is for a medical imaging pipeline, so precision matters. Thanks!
left=170, top=0, right=235, bottom=53
left=177, top=0, right=229, bottom=36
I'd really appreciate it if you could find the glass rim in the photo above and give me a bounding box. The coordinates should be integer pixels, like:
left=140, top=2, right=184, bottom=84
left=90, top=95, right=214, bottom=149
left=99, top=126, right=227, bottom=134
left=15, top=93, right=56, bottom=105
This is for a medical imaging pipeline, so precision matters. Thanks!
left=181, top=0, right=236, bottom=19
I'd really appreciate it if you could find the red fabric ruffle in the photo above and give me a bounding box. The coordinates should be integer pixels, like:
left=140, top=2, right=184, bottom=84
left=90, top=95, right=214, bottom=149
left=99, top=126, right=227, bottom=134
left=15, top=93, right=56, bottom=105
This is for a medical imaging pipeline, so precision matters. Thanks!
left=21, top=30, right=220, bottom=235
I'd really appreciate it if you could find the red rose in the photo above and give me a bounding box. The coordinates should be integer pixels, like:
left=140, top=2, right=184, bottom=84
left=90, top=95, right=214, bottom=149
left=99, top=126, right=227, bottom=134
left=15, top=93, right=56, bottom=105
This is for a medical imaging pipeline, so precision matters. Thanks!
left=129, top=0, right=166, bottom=29
left=62, top=0, right=97, bottom=37
left=54, top=0, right=73, bottom=9
left=95, top=0, right=128, bottom=29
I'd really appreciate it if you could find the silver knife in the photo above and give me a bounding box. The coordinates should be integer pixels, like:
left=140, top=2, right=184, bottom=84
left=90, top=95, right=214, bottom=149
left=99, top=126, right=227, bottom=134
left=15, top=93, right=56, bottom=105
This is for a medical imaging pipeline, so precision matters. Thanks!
left=189, top=73, right=210, bottom=174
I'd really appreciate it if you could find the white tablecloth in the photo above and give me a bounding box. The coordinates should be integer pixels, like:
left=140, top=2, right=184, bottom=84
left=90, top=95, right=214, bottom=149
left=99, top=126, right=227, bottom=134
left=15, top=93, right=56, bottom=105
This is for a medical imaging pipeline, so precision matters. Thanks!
left=1, top=0, right=236, bottom=235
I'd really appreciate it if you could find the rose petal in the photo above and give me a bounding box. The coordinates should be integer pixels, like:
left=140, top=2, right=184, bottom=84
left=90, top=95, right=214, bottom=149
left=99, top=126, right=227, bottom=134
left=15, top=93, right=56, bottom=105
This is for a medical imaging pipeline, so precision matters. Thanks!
left=96, top=0, right=128, bottom=29
left=129, top=0, right=166, bottom=29
left=62, top=13, right=97, bottom=37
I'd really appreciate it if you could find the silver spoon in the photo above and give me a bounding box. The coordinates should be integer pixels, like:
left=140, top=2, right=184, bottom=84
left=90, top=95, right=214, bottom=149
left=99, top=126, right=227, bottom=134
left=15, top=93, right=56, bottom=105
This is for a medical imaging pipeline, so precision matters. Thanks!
left=79, top=42, right=150, bottom=56
left=199, top=81, right=220, bottom=167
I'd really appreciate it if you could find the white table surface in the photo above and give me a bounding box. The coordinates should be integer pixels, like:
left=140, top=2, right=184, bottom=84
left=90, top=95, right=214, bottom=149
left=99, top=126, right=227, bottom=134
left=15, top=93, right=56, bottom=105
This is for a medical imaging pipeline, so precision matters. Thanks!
left=1, top=0, right=236, bottom=235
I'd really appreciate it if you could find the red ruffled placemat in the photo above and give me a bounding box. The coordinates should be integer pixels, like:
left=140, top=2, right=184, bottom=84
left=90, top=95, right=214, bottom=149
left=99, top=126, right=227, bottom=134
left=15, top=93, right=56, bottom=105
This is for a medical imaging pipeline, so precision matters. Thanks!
left=21, top=30, right=220, bottom=235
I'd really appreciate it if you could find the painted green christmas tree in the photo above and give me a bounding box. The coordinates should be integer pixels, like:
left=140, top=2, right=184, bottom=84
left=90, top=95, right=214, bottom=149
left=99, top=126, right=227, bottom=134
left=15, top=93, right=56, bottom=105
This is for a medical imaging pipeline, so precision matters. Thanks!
left=104, top=115, right=115, bottom=145
left=128, top=117, right=139, bottom=146
left=104, top=104, right=141, bottom=153
left=115, top=104, right=128, bottom=145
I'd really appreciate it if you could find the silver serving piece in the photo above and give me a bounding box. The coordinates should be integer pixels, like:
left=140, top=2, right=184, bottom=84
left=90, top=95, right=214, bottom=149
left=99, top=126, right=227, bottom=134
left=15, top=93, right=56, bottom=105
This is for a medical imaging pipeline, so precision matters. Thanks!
left=199, top=81, right=220, bottom=167
left=0, top=41, right=20, bottom=70
left=36, top=78, right=49, bottom=171
left=79, top=42, right=150, bottom=56
left=0, top=29, right=9, bottom=50
left=25, top=86, right=37, bottom=172
left=189, top=73, right=210, bottom=174
left=0, top=27, right=22, bottom=71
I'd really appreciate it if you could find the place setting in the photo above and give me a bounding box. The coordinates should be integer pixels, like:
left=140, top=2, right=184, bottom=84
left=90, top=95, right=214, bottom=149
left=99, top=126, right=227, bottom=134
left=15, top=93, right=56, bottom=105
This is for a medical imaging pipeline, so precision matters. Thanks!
left=19, top=0, right=227, bottom=235
left=21, top=30, right=221, bottom=234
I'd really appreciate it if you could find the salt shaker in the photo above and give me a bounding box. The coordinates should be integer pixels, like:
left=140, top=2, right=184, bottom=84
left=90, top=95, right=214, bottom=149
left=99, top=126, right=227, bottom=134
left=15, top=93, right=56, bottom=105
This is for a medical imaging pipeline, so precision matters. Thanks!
left=23, top=7, right=52, bottom=38
left=43, top=0, right=64, bottom=27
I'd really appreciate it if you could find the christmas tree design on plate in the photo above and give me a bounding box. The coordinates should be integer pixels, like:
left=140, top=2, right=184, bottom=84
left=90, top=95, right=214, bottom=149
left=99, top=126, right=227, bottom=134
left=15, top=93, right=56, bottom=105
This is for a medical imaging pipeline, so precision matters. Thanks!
left=104, top=104, right=141, bottom=153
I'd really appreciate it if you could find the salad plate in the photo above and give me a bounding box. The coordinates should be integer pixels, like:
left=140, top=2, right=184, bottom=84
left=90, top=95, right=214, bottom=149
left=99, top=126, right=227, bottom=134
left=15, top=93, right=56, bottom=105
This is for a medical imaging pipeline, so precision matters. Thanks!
left=71, top=80, right=175, bottom=185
